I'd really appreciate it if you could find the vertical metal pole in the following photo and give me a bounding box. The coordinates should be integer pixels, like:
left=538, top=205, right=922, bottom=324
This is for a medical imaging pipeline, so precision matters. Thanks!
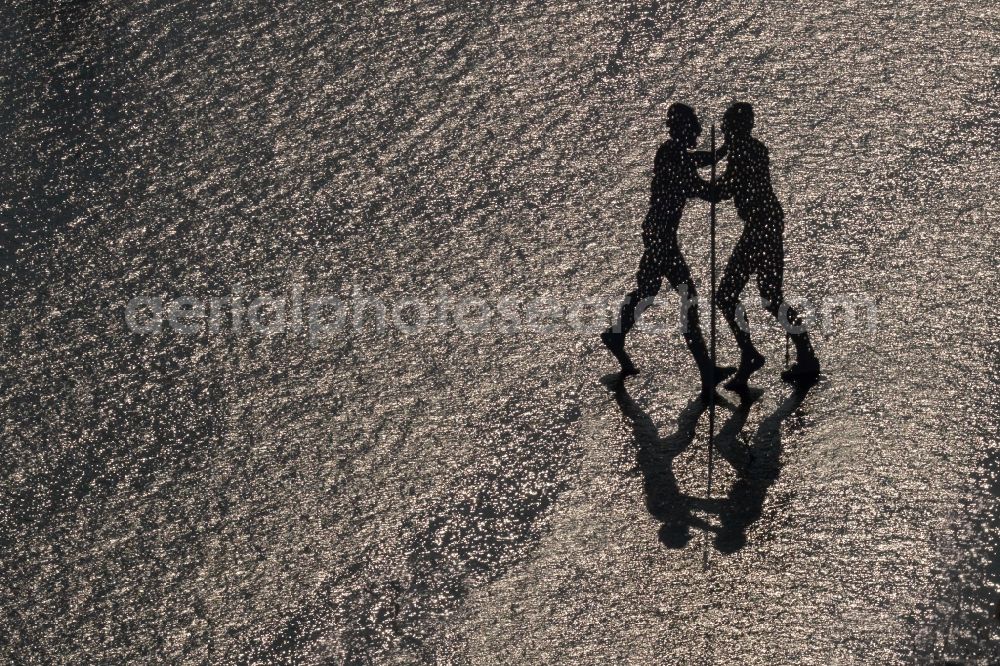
left=707, top=125, right=717, bottom=500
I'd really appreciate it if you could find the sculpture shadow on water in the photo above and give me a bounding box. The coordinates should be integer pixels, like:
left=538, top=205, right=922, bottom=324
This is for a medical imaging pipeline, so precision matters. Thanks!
left=602, top=373, right=812, bottom=551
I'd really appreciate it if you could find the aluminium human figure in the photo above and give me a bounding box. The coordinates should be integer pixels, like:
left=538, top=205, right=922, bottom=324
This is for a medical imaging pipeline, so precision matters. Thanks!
left=711, top=102, right=820, bottom=387
left=602, top=102, right=735, bottom=391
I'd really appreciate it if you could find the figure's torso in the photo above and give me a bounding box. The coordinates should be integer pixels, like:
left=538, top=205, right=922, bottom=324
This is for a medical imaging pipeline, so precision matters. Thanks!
left=646, top=139, right=699, bottom=236
left=728, top=137, right=783, bottom=234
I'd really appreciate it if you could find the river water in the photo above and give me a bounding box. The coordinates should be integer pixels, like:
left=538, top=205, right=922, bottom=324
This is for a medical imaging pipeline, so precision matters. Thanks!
left=1, top=0, right=998, bottom=663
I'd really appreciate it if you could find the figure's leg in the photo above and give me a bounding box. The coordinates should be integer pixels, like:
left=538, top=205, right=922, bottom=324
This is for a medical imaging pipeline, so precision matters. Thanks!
left=717, top=237, right=755, bottom=354
left=619, top=248, right=663, bottom=335
left=664, top=245, right=735, bottom=389
left=757, top=242, right=820, bottom=382
left=717, top=235, right=765, bottom=388
left=663, top=246, right=707, bottom=365
left=602, top=244, right=664, bottom=375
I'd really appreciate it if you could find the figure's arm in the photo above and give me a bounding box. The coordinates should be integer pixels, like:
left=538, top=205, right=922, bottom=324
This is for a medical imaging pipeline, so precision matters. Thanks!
left=688, top=168, right=716, bottom=202
left=711, top=158, right=735, bottom=201
left=687, top=154, right=733, bottom=203
left=689, top=141, right=728, bottom=167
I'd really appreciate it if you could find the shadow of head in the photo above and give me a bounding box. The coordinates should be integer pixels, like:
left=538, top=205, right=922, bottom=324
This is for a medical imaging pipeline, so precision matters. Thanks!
left=659, top=520, right=693, bottom=549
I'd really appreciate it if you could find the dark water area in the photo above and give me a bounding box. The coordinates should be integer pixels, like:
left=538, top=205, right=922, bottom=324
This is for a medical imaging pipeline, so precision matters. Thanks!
left=1, top=0, right=998, bottom=663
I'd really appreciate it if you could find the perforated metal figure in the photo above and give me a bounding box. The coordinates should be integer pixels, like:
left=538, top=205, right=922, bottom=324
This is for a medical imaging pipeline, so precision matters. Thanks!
left=602, top=103, right=735, bottom=391
left=712, top=102, right=821, bottom=387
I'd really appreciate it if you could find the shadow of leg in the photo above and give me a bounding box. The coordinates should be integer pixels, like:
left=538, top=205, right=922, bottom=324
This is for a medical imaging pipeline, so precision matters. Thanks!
left=601, top=375, right=707, bottom=548
left=715, top=384, right=813, bottom=553
left=713, top=386, right=764, bottom=476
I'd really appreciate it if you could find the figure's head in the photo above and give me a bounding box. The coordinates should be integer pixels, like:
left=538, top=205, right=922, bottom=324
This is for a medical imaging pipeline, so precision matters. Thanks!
left=666, top=103, right=702, bottom=148
left=722, top=102, right=754, bottom=138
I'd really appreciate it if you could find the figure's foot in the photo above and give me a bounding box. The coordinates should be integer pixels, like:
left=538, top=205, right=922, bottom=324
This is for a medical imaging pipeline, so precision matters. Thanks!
left=724, top=350, right=766, bottom=391
left=601, top=329, right=638, bottom=376
left=781, top=356, right=820, bottom=385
